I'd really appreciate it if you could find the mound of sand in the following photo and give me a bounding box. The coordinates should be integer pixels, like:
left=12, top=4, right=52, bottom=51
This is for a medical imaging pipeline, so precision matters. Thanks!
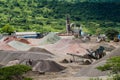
left=43, top=39, right=89, bottom=56
left=39, top=32, right=61, bottom=45
left=75, top=47, right=120, bottom=77
left=8, top=40, right=31, bottom=51
left=28, top=47, right=54, bottom=55
left=0, top=51, right=53, bottom=65
left=27, top=39, right=41, bottom=46
left=16, top=38, right=30, bottom=44
left=1, top=36, right=30, bottom=44
left=31, top=60, right=66, bottom=72
left=0, top=36, right=31, bottom=51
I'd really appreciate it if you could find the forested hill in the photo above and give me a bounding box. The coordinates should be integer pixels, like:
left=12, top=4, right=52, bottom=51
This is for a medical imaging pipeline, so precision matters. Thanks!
left=0, top=0, right=120, bottom=33
left=62, top=0, right=120, bottom=2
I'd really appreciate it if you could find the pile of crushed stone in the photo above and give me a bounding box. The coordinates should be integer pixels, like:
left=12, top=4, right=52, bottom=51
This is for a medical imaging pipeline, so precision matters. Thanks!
left=21, top=60, right=66, bottom=72
left=16, top=38, right=30, bottom=44
left=75, top=47, right=120, bottom=77
left=28, top=47, right=54, bottom=55
left=0, top=50, right=53, bottom=65
left=8, top=41, right=31, bottom=51
left=39, top=32, right=61, bottom=45
left=42, top=39, right=91, bottom=56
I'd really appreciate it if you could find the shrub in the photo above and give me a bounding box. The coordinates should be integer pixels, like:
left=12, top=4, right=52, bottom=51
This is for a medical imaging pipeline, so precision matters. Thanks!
left=105, top=28, right=119, bottom=40
left=0, top=65, right=32, bottom=80
left=112, top=74, right=120, bottom=80
left=24, top=78, right=33, bottom=80
left=96, top=56, right=120, bottom=80
left=97, top=56, right=120, bottom=73
left=1, top=24, right=15, bottom=35
left=113, top=37, right=119, bottom=42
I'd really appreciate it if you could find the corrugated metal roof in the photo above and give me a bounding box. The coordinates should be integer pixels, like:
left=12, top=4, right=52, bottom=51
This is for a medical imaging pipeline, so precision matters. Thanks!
left=15, top=32, right=37, bottom=35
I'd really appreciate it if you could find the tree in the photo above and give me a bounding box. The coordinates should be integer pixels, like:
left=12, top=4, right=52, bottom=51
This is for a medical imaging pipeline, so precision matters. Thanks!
left=0, top=65, right=32, bottom=80
left=105, top=28, right=119, bottom=40
left=96, top=28, right=103, bottom=35
left=1, top=24, right=15, bottom=35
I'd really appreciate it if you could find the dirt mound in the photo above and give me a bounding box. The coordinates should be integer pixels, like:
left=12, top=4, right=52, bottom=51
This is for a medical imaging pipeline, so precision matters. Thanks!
left=1, top=36, right=30, bottom=44
left=0, top=36, right=30, bottom=51
left=19, top=52, right=53, bottom=60
left=39, top=32, right=61, bottom=45
left=28, top=47, right=54, bottom=55
left=44, top=39, right=89, bottom=56
left=75, top=47, right=120, bottom=77
left=2, top=36, right=17, bottom=43
left=31, top=60, right=66, bottom=72
left=16, top=38, right=30, bottom=44
left=0, top=50, right=53, bottom=65
left=27, top=39, right=41, bottom=46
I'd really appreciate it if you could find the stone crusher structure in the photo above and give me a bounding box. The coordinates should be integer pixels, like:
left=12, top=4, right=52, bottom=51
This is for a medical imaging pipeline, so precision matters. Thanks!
left=66, top=15, right=73, bottom=35
left=67, top=46, right=106, bottom=64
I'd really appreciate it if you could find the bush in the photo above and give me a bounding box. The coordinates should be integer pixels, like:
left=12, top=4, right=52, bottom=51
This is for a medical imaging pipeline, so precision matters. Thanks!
left=89, top=77, right=102, bottom=80
left=97, top=56, right=120, bottom=73
left=97, top=64, right=111, bottom=71
left=105, top=28, right=119, bottom=40
left=1, top=24, right=15, bottom=35
left=0, top=65, right=32, bottom=80
left=24, top=78, right=33, bottom=80
left=112, top=74, right=120, bottom=80
left=96, top=56, right=120, bottom=80
left=114, top=37, right=119, bottom=42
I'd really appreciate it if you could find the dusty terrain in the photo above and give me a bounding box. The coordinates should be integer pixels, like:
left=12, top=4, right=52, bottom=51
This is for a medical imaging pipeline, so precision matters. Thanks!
left=0, top=34, right=120, bottom=80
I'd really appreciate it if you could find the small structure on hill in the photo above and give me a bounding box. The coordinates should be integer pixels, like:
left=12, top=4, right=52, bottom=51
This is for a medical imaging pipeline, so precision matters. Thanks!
left=14, top=32, right=43, bottom=38
left=96, top=34, right=106, bottom=43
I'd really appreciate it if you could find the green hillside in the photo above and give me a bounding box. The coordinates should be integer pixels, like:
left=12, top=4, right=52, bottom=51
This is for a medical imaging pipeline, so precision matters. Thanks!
left=59, top=0, right=120, bottom=2
left=0, top=0, right=120, bottom=34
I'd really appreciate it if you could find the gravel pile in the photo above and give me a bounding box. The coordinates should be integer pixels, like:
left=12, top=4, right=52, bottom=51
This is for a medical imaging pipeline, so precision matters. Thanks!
left=31, top=60, right=66, bottom=72
left=0, top=50, right=53, bottom=65
left=19, top=52, right=53, bottom=60
left=8, top=40, right=31, bottom=51
left=39, top=32, right=61, bottom=45
left=28, top=47, right=54, bottom=55
left=44, top=39, right=88, bottom=55
left=75, top=47, right=120, bottom=77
